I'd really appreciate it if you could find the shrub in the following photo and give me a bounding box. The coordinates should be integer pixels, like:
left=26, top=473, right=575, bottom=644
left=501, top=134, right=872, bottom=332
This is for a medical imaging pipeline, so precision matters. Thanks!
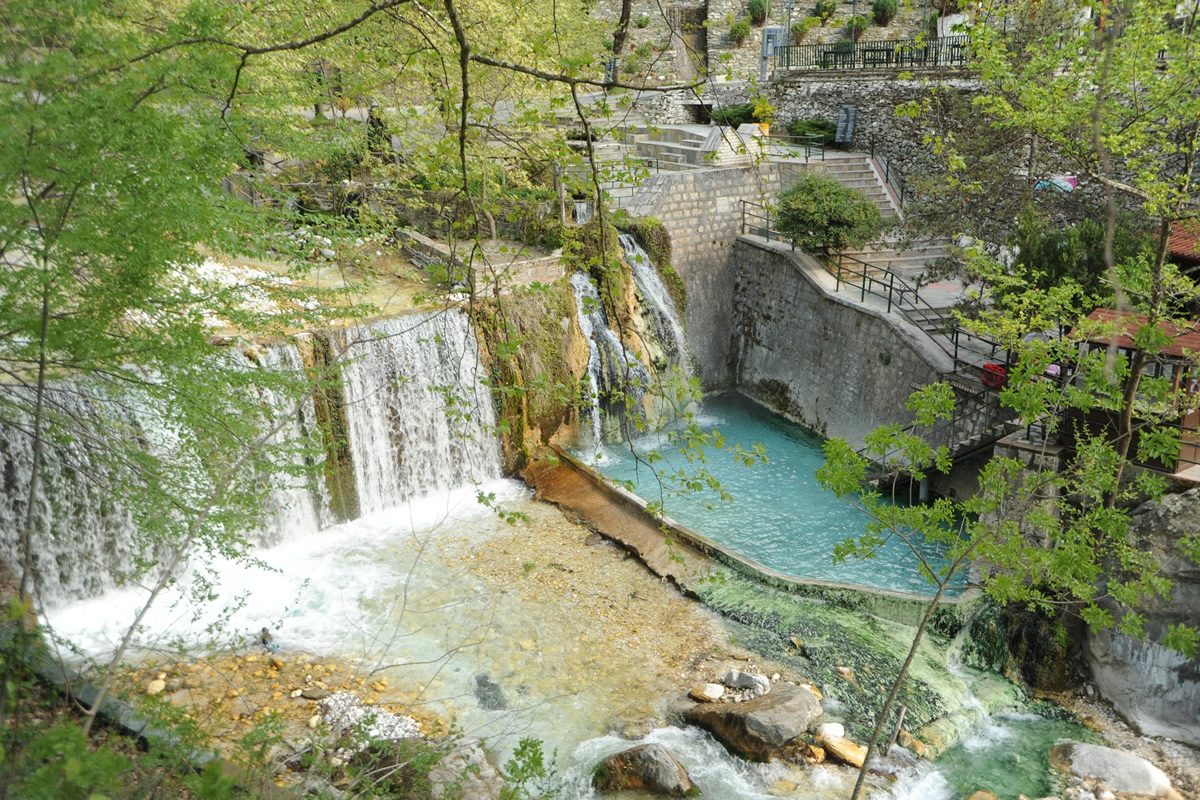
left=846, top=14, right=869, bottom=40
left=785, top=117, right=837, bottom=145
left=776, top=174, right=884, bottom=251
left=635, top=13, right=650, bottom=28
left=730, top=16, right=752, bottom=45
left=814, top=0, right=837, bottom=24
left=872, top=0, right=898, bottom=25
left=748, top=0, right=770, bottom=25
left=710, top=101, right=758, bottom=126
left=791, top=17, right=819, bottom=42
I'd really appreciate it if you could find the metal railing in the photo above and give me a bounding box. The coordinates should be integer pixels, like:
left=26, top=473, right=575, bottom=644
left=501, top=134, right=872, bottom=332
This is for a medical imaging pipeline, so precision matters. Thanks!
left=775, top=35, right=970, bottom=72
left=868, top=135, right=908, bottom=209
left=739, top=200, right=794, bottom=249
left=764, top=132, right=826, bottom=163
left=738, top=201, right=1008, bottom=372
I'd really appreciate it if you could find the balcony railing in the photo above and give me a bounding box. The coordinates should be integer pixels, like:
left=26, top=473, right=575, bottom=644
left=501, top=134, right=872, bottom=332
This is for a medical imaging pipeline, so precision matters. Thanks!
left=775, top=35, right=970, bottom=72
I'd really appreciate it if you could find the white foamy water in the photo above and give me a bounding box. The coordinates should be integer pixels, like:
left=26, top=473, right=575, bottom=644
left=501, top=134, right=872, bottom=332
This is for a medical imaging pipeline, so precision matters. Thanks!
left=45, top=479, right=527, bottom=660
left=618, top=233, right=692, bottom=378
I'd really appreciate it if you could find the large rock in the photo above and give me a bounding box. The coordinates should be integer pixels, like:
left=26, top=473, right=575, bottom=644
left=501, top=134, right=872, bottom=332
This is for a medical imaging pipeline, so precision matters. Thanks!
left=592, top=744, right=696, bottom=797
left=429, top=738, right=503, bottom=800
left=820, top=735, right=867, bottom=768
left=684, top=683, right=822, bottom=761
left=1085, top=489, right=1200, bottom=745
left=1049, top=743, right=1174, bottom=797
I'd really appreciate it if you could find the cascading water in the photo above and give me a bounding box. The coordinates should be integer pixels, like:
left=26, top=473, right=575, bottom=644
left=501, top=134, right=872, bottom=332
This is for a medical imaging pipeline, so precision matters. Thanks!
left=618, top=233, right=692, bottom=378
left=569, top=272, right=608, bottom=458
left=332, top=310, right=502, bottom=514
left=252, top=343, right=333, bottom=544
left=568, top=271, right=654, bottom=457
left=0, top=385, right=143, bottom=603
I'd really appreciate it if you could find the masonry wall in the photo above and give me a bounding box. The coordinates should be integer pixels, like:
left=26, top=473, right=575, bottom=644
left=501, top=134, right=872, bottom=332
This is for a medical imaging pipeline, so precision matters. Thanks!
left=625, top=162, right=808, bottom=388
left=730, top=237, right=947, bottom=445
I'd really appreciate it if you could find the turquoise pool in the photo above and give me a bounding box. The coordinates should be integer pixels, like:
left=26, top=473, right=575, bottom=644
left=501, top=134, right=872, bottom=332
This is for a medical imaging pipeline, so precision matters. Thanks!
left=588, top=393, right=962, bottom=596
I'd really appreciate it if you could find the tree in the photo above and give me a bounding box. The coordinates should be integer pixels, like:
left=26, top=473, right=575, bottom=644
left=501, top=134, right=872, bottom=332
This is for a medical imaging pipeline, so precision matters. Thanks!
left=776, top=175, right=884, bottom=252
left=822, top=2, right=1200, bottom=796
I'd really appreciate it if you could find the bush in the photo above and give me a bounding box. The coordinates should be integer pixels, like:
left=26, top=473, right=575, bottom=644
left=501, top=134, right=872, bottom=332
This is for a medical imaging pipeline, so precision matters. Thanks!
left=710, top=101, right=758, bottom=126
left=730, top=16, right=752, bottom=45
left=872, top=0, right=897, bottom=25
left=748, top=0, right=769, bottom=25
left=785, top=117, right=837, bottom=145
left=635, top=13, right=650, bottom=28
left=814, top=0, right=837, bottom=23
left=776, top=174, right=884, bottom=251
left=791, top=17, right=819, bottom=42
left=846, top=14, right=869, bottom=39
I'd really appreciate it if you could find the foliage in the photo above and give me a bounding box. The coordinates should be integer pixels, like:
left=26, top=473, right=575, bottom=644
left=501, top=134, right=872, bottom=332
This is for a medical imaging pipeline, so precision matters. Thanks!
left=748, top=0, right=770, bottom=25
left=730, top=17, right=753, bottom=45
left=785, top=117, right=838, bottom=146
left=776, top=175, right=884, bottom=251
left=846, top=14, right=870, bottom=39
left=791, top=17, right=820, bottom=42
left=872, top=0, right=898, bottom=26
left=635, top=13, right=650, bottom=28
left=710, top=101, right=759, bottom=127
left=500, top=738, right=560, bottom=800
left=1008, top=206, right=1153, bottom=298
left=814, top=0, right=838, bottom=24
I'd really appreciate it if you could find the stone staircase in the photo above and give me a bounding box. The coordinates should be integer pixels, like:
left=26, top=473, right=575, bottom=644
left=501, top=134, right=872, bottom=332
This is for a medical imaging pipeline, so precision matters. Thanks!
left=807, top=154, right=902, bottom=219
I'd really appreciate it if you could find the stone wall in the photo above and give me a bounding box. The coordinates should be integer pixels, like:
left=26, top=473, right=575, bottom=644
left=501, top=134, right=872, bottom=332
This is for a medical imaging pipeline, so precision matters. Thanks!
left=768, top=72, right=981, bottom=176
left=730, top=236, right=950, bottom=445
left=624, top=162, right=808, bottom=388
left=1085, top=488, right=1200, bottom=746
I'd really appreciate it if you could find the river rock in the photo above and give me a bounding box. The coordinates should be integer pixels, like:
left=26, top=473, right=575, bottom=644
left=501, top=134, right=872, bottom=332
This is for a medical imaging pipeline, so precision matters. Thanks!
left=1049, top=743, right=1174, bottom=797
left=689, top=683, right=725, bottom=702
left=592, top=744, right=696, bottom=797
left=815, top=722, right=844, bottom=741
left=684, top=683, right=822, bottom=761
left=145, top=678, right=166, bottom=696
left=429, top=738, right=502, bottom=800
left=318, top=691, right=420, bottom=748
left=474, top=674, right=507, bottom=710
left=722, top=670, right=770, bottom=694
left=820, top=735, right=867, bottom=768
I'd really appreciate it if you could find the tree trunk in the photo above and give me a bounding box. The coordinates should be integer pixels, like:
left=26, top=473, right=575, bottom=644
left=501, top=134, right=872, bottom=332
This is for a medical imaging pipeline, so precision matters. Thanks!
left=17, top=281, right=51, bottom=602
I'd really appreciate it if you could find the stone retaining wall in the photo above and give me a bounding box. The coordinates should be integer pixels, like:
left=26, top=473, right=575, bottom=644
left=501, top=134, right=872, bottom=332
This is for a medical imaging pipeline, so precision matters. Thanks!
left=730, top=236, right=950, bottom=446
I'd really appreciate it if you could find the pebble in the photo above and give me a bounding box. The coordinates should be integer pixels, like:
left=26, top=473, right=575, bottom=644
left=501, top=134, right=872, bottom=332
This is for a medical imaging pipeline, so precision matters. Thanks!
left=307, top=714, right=320, bottom=729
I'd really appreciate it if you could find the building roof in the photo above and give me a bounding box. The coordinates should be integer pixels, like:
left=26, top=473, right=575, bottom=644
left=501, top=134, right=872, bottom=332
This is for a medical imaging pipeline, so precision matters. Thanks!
left=1169, top=221, right=1200, bottom=263
left=1084, top=308, right=1200, bottom=358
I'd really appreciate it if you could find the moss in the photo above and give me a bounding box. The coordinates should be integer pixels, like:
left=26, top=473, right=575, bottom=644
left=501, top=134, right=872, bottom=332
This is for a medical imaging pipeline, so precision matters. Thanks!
left=473, top=281, right=583, bottom=472
left=696, top=572, right=982, bottom=745
left=619, top=216, right=687, bottom=315
left=301, top=334, right=359, bottom=521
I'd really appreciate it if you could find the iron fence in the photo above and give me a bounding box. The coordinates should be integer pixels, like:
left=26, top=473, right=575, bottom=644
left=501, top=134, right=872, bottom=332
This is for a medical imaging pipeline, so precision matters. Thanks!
left=775, top=35, right=970, bottom=71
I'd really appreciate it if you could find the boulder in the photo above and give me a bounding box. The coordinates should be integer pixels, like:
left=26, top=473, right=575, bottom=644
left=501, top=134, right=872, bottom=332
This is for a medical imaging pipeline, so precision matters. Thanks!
left=1049, top=743, right=1174, bottom=797
left=592, top=744, right=696, bottom=797
left=722, top=670, right=770, bottom=694
left=820, top=735, right=867, bottom=768
left=429, top=738, right=503, bottom=800
left=689, top=683, right=725, bottom=703
left=684, top=683, right=822, bottom=761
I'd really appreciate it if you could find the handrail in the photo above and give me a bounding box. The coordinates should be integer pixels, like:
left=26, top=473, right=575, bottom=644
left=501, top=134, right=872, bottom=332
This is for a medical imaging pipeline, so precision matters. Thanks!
left=763, top=132, right=826, bottom=163
left=738, top=200, right=1007, bottom=372
left=868, top=135, right=908, bottom=209
left=775, top=35, right=970, bottom=72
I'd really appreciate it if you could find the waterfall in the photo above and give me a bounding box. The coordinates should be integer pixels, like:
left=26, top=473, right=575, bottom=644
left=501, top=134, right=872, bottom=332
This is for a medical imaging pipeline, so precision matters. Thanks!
left=618, top=233, right=692, bottom=377
left=569, top=272, right=607, bottom=457
left=568, top=272, right=654, bottom=456
left=0, top=386, right=144, bottom=603
left=253, top=343, right=333, bottom=544
left=333, top=310, right=502, bottom=515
